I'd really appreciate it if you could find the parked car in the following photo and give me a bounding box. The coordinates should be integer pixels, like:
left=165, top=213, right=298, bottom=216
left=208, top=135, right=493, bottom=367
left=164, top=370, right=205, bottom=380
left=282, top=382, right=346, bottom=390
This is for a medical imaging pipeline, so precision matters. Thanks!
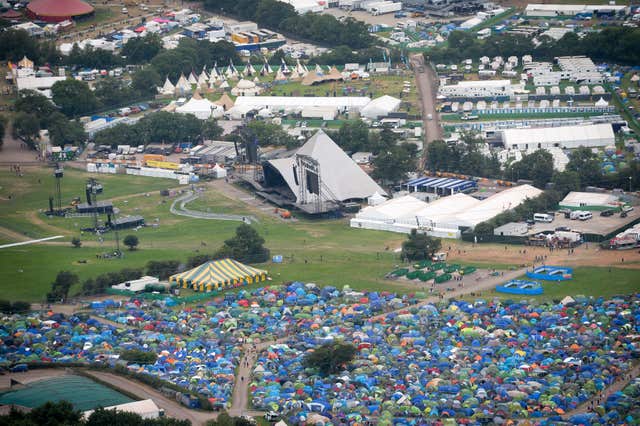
left=600, top=209, right=615, bottom=217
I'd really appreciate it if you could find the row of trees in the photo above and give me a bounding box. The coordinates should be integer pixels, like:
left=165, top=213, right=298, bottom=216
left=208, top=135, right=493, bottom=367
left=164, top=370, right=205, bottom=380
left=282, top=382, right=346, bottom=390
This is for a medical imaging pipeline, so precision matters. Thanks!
left=93, top=111, right=222, bottom=148
left=426, top=27, right=640, bottom=66
left=427, top=136, right=640, bottom=193
left=0, top=299, right=31, bottom=314
left=204, top=0, right=373, bottom=49
left=426, top=134, right=501, bottom=180
left=0, top=400, right=189, bottom=426
left=13, top=90, right=86, bottom=148
left=80, top=267, right=143, bottom=296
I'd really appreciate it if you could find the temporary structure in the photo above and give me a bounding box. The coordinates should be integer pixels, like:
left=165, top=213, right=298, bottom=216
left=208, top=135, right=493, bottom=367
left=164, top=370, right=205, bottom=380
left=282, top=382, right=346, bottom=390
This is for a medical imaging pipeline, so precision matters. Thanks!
left=169, top=259, right=268, bottom=292
left=360, top=95, right=401, bottom=119
left=176, top=95, right=223, bottom=119
left=263, top=130, right=386, bottom=204
left=175, top=73, right=192, bottom=94
left=160, top=77, right=175, bottom=96
left=244, top=61, right=256, bottom=76
left=214, top=93, right=235, bottom=110
left=260, top=62, right=273, bottom=75
left=188, top=71, right=198, bottom=85
left=231, top=79, right=262, bottom=96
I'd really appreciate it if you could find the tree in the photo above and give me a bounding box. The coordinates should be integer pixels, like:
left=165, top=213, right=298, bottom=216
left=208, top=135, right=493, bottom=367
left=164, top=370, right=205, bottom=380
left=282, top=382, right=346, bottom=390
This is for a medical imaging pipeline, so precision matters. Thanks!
left=0, top=300, right=30, bottom=314
left=0, top=29, right=40, bottom=62
left=29, top=401, right=82, bottom=426
left=122, top=33, right=163, bottom=63
left=506, top=150, right=554, bottom=189
left=202, top=118, right=224, bottom=140
left=303, top=341, right=357, bottom=376
left=12, top=112, right=41, bottom=148
left=47, top=271, right=78, bottom=302
left=131, top=67, right=161, bottom=97
left=552, top=170, right=581, bottom=196
left=372, top=143, right=418, bottom=184
left=401, top=229, right=442, bottom=262
left=47, top=114, right=87, bottom=147
left=246, top=120, right=296, bottom=148
left=123, top=235, right=139, bottom=251
left=566, top=147, right=602, bottom=187
left=216, top=224, right=270, bottom=263
left=120, top=349, right=158, bottom=364
left=51, top=79, right=99, bottom=117
left=147, top=260, right=181, bottom=280
left=71, top=237, right=82, bottom=248
left=15, top=90, right=56, bottom=118
left=94, top=77, right=135, bottom=109
left=334, top=120, right=371, bottom=153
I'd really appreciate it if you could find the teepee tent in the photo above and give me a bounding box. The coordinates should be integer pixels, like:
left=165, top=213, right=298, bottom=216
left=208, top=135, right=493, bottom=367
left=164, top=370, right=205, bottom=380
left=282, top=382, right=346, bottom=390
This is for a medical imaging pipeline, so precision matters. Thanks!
left=244, top=62, right=256, bottom=76
left=214, top=93, right=235, bottom=110
left=160, top=77, right=175, bottom=95
left=188, top=71, right=198, bottom=85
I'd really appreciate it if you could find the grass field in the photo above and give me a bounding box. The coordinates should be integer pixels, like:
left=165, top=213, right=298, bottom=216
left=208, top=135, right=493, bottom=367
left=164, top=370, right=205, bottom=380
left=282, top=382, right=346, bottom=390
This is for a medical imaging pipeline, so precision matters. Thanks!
left=1, top=167, right=638, bottom=302
left=462, top=267, right=640, bottom=302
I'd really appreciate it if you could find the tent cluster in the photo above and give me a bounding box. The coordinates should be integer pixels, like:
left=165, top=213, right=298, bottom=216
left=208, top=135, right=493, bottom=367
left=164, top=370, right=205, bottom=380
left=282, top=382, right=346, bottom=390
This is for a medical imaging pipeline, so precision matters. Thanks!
left=250, top=295, right=640, bottom=423
left=158, top=60, right=370, bottom=97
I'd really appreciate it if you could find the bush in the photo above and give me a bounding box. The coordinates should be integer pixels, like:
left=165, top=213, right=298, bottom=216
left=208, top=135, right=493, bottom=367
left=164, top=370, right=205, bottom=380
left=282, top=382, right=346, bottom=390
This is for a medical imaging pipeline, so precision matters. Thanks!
left=71, top=237, right=81, bottom=248
left=0, top=300, right=31, bottom=314
left=119, top=349, right=157, bottom=364
left=303, top=341, right=357, bottom=376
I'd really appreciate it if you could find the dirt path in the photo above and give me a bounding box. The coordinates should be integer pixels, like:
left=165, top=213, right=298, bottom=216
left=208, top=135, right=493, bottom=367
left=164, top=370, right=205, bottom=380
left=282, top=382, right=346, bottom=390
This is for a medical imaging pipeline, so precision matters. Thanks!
left=84, top=371, right=214, bottom=426
left=0, top=122, right=44, bottom=165
left=410, top=53, right=443, bottom=169
left=445, top=241, right=640, bottom=269
left=567, top=362, right=640, bottom=417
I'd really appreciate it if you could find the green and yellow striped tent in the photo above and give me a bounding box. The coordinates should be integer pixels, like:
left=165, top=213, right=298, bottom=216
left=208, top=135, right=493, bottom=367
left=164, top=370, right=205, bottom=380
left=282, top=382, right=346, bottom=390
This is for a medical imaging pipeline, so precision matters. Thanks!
left=169, top=258, right=268, bottom=292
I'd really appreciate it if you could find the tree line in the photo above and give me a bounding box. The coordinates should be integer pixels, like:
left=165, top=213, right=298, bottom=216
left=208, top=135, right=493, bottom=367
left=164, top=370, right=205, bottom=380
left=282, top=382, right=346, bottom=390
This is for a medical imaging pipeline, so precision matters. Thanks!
left=93, top=111, right=222, bottom=147
left=426, top=27, right=640, bottom=66
left=0, top=400, right=189, bottom=426
left=204, top=0, right=373, bottom=49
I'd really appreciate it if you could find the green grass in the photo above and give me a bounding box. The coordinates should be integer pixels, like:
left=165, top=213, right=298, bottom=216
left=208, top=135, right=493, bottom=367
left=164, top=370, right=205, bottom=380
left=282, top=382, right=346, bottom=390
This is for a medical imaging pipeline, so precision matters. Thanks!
left=462, top=267, right=640, bottom=303
left=472, top=7, right=516, bottom=31
left=2, top=167, right=639, bottom=303
left=75, top=7, right=117, bottom=30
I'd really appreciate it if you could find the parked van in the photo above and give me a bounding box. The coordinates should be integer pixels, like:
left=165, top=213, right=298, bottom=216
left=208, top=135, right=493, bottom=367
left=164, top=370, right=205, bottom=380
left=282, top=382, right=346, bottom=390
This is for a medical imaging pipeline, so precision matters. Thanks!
left=570, top=210, right=582, bottom=220
left=533, top=213, right=554, bottom=223
left=578, top=211, right=593, bottom=221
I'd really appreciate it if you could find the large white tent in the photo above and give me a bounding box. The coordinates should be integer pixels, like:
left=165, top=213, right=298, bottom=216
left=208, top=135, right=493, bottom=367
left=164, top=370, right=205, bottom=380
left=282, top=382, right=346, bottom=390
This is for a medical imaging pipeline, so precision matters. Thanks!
left=360, top=95, right=401, bottom=119
left=263, top=130, right=386, bottom=205
left=175, top=94, right=223, bottom=119
left=501, top=123, right=614, bottom=150
left=350, top=185, right=542, bottom=238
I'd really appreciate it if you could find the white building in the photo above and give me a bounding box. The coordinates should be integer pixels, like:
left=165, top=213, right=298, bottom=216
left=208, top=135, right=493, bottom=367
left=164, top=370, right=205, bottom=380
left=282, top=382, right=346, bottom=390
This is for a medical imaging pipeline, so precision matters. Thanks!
left=350, top=185, right=542, bottom=238
left=557, top=56, right=604, bottom=84
left=533, top=72, right=562, bottom=86
left=559, top=191, right=620, bottom=211
left=501, top=123, right=615, bottom=150
left=438, top=80, right=525, bottom=99
left=83, top=400, right=163, bottom=420
left=277, top=0, right=326, bottom=13
left=230, top=96, right=371, bottom=118
left=525, top=3, right=627, bottom=17
left=112, top=276, right=159, bottom=293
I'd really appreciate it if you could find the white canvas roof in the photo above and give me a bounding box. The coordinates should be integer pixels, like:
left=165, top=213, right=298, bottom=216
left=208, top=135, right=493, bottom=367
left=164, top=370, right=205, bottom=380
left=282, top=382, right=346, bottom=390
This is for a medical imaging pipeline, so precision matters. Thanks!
left=266, top=130, right=386, bottom=203
left=561, top=191, right=618, bottom=207
left=83, top=399, right=160, bottom=420
left=360, top=95, right=401, bottom=119
left=16, top=76, right=66, bottom=91
left=234, top=96, right=371, bottom=111
left=455, top=184, right=542, bottom=227
left=176, top=97, right=223, bottom=119
left=352, top=184, right=542, bottom=233
left=502, top=123, right=614, bottom=149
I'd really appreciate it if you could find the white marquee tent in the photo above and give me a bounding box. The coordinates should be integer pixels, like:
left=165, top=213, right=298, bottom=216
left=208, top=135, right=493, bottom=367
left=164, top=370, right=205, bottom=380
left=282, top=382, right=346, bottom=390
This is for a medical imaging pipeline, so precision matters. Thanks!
left=350, top=185, right=542, bottom=238
left=175, top=95, right=223, bottom=119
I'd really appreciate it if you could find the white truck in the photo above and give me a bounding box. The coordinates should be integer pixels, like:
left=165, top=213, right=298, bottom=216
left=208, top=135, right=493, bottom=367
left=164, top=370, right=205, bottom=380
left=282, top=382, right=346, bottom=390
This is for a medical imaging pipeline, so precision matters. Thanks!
left=370, top=1, right=402, bottom=15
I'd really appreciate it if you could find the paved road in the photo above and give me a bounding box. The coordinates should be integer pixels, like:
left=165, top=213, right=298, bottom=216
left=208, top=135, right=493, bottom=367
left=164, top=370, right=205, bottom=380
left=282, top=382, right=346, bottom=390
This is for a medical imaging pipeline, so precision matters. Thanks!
left=410, top=53, right=443, bottom=169
left=0, top=235, right=63, bottom=249
left=170, top=191, right=258, bottom=224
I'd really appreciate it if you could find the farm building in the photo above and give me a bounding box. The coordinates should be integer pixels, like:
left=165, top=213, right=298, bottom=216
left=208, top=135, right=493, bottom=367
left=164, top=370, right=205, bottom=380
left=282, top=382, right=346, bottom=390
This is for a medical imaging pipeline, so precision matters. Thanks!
left=559, top=191, right=620, bottom=211
left=350, top=185, right=542, bottom=238
left=500, top=123, right=614, bottom=150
